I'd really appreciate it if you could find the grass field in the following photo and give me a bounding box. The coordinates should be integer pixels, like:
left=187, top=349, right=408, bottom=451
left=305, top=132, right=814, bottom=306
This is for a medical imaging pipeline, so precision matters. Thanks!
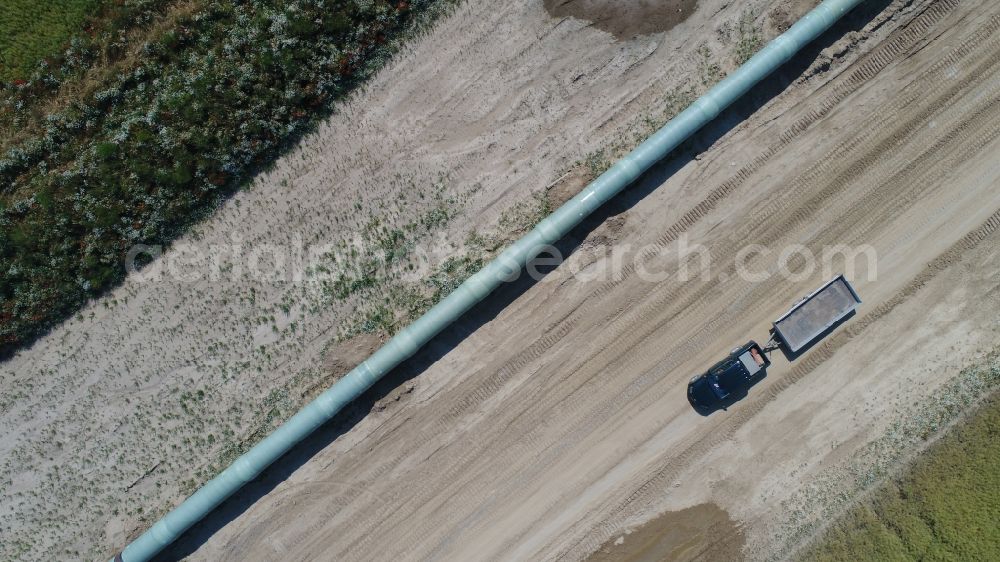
left=803, top=387, right=1000, bottom=560
left=0, top=0, right=456, bottom=357
left=0, top=0, right=109, bottom=81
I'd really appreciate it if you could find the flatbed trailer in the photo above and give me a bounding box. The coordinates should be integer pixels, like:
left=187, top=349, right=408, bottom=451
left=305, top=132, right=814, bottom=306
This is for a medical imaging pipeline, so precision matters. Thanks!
left=769, top=275, right=862, bottom=354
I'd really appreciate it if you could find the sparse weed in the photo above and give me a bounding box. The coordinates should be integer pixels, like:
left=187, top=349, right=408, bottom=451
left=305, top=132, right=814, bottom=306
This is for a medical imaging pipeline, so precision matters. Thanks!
left=697, top=44, right=724, bottom=87
left=786, top=351, right=1000, bottom=561
left=733, top=10, right=764, bottom=65
left=0, top=0, right=461, bottom=357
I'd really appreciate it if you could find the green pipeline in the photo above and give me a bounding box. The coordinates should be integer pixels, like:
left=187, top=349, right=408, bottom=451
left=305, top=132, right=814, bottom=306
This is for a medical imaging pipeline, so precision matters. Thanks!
left=112, top=1, right=864, bottom=559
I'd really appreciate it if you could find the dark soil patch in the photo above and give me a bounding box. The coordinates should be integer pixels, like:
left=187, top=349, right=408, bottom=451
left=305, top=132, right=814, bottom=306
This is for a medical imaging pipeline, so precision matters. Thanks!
left=543, top=0, right=699, bottom=39
left=546, top=166, right=591, bottom=208
left=586, top=503, right=744, bottom=562
left=309, top=332, right=384, bottom=400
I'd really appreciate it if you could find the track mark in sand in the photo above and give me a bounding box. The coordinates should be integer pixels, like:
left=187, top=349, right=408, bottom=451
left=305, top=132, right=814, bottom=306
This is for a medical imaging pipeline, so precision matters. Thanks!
left=453, top=10, right=1000, bottom=554
left=552, top=76, right=1000, bottom=562
left=823, top=81, right=1000, bottom=256
left=434, top=320, right=577, bottom=428
left=300, top=4, right=993, bottom=559
left=644, top=0, right=965, bottom=261
left=493, top=0, right=970, bottom=364
left=558, top=207, right=1000, bottom=561
left=517, top=18, right=1000, bottom=428
left=354, top=8, right=1000, bottom=556
left=411, top=0, right=969, bottom=426
left=775, top=209, right=1000, bottom=395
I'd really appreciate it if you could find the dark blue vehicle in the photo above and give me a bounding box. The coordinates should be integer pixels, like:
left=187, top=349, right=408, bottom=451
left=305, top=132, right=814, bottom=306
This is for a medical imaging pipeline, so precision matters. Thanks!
left=687, top=341, right=769, bottom=412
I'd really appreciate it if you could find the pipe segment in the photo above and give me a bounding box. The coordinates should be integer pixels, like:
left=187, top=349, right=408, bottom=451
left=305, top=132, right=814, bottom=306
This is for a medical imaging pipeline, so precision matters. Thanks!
left=112, top=1, right=864, bottom=559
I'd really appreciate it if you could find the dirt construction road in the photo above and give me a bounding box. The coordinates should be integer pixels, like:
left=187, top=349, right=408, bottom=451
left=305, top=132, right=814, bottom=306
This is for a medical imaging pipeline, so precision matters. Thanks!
left=188, top=1, right=1000, bottom=561
left=3, top=0, right=999, bottom=560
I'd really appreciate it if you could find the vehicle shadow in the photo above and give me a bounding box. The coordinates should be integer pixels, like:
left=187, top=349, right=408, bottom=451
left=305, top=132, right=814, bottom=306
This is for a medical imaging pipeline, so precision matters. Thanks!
left=152, top=1, right=893, bottom=558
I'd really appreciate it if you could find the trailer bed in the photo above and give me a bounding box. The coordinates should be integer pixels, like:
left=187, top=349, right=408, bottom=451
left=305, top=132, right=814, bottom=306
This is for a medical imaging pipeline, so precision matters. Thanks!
left=773, top=275, right=861, bottom=353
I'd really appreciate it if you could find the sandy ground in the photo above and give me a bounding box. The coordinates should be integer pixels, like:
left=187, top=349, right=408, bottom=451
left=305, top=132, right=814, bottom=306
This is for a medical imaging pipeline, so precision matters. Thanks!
left=187, top=1, right=1000, bottom=560
left=2, top=0, right=999, bottom=560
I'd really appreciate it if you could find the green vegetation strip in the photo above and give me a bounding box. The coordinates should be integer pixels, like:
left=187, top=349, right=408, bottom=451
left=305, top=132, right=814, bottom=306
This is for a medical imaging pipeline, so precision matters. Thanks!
left=0, top=0, right=456, bottom=356
left=0, top=0, right=109, bottom=81
left=801, top=354, right=1000, bottom=561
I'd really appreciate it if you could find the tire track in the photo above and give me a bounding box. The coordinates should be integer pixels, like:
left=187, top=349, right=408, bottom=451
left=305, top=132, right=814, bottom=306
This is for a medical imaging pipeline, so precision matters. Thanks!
left=341, top=7, right=987, bottom=558
left=479, top=11, right=1000, bottom=561
left=413, top=0, right=972, bottom=435
left=544, top=52, right=1000, bottom=562
left=410, top=44, right=1000, bottom=562
left=420, top=0, right=976, bottom=438
left=531, top=76, right=1000, bottom=560
left=307, top=3, right=999, bottom=559
left=515, top=3, right=1000, bottom=402
left=557, top=206, right=1000, bottom=561
left=510, top=20, right=1000, bottom=437
left=818, top=83, right=1000, bottom=258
